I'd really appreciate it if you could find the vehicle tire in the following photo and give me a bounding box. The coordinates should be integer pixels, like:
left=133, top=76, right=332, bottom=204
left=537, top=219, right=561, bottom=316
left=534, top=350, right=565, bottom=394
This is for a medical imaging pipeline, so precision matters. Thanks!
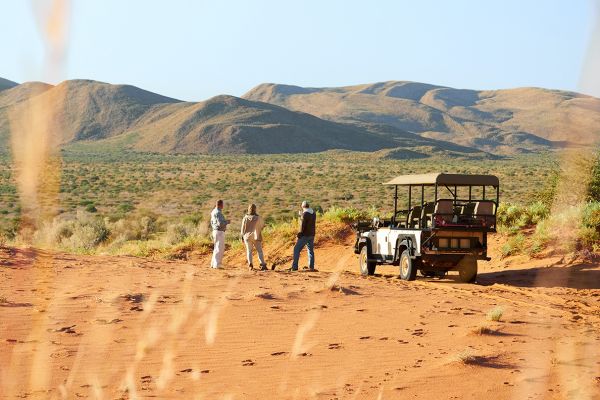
left=457, top=255, right=478, bottom=283
left=399, top=250, right=417, bottom=281
left=359, top=245, right=376, bottom=276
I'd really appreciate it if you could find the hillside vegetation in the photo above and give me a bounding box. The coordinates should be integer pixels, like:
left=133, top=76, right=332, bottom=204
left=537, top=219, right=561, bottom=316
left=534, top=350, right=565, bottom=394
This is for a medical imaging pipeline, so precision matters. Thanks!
left=2, top=77, right=599, bottom=156
left=0, top=79, right=485, bottom=157
left=244, top=81, right=600, bottom=153
left=3, top=150, right=596, bottom=260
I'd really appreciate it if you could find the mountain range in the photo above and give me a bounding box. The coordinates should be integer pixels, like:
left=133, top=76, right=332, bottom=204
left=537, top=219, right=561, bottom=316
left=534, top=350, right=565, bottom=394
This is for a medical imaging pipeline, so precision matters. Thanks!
left=1, top=77, right=598, bottom=157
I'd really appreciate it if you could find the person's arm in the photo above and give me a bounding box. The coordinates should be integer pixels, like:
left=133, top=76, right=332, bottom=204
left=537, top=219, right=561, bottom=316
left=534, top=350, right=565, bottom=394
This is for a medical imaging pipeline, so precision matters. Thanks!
left=240, top=217, right=246, bottom=237
left=299, top=212, right=307, bottom=236
left=218, top=210, right=227, bottom=229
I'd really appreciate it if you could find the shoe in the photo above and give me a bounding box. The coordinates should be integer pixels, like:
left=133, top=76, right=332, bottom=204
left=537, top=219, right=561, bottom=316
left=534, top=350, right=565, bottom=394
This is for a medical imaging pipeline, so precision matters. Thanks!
left=287, top=267, right=298, bottom=272
left=248, top=264, right=254, bottom=271
left=260, top=264, right=267, bottom=271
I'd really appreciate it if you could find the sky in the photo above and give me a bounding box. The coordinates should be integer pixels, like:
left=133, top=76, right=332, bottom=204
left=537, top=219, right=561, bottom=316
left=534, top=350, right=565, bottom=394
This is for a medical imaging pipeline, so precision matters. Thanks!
left=1, top=0, right=598, bottom=101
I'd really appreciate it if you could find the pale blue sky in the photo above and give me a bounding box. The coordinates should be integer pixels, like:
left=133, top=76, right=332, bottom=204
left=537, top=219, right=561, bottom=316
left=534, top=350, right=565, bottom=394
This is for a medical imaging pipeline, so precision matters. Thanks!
left=1, top=0, right=597, bottom=101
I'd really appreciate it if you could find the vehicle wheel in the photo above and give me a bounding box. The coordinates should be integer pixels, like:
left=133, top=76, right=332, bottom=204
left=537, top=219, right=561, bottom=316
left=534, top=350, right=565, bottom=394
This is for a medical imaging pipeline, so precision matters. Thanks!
left=359, top=245, right=376, bottom=276
left=399, top=250, right=417, bottom=281
left=457, top=255, right=478, bottom=283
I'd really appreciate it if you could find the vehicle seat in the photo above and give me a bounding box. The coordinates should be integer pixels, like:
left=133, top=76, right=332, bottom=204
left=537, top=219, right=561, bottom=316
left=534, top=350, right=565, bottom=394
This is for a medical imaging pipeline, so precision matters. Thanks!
left=461, top=202, right=476, bottom=216
left=434, top=200, right=454, bottom=226
left=407, top=206, right=422, bottom=228
left=421, top=202, right=435, bottom=228
left=474, top=201, right=495, bottom=226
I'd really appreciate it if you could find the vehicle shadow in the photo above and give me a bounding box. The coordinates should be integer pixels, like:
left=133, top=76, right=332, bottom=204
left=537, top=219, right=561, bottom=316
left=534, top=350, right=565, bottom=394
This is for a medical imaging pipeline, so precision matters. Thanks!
left=477, top=262, right=600, bottom=290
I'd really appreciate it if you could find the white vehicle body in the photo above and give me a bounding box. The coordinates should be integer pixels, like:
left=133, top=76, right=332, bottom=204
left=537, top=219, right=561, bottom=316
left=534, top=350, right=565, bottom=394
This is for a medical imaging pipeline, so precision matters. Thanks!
left=354, top=173, right=499, bottom=282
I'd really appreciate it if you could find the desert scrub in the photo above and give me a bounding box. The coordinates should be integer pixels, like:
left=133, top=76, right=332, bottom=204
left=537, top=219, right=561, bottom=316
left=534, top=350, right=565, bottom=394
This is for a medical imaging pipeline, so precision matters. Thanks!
left=486, top=306, right=504, bottom=322
left=527, top=219, right=552, bottom=256
left=321, top=206, right=378, bottom=224
left=471, top=324, right=497, bottom=335
left=500, top=233, right=525, bottom=258
left=452, top=349, right=477, bottom=365
left=497, top=201, right=549, bottom=232
left=34, top=211, right=109, bottom=253
left=577, top=202, right=600, bottom=251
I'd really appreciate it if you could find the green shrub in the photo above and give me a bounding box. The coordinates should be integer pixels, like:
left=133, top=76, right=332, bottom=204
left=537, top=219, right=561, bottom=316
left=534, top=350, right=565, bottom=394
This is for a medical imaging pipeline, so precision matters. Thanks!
left=528, top=220, right=551, bottom=256
left=535, top=167, right=560, bottom=206
left=117, top=202, right=135, bottom=213
left=501, top=233, right=525, bottom=258
left=524, top=202, right=550, bottom=225
left=587, top=151, right=600, bottom=201
left=321, top=207, right=368, bottom=224
left=497, top=201, right=549, bottom=230
left=581, top=201, right=600, bottom=229
left=497, top=202, right=523, bottom=228
left=578, top=226, right=600, bottom=250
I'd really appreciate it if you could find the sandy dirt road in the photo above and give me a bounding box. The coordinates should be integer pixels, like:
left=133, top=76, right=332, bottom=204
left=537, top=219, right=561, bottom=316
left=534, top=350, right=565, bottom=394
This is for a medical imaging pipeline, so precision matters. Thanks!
left=1, top=237, right=599, bottom=400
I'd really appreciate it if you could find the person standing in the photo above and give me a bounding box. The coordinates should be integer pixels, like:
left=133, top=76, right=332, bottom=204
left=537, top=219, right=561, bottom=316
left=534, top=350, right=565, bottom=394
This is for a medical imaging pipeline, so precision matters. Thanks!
left=240, top=203, right=267, bottom=271
left=210, top=199, right=229, bottom=269
left=290, top=201, right=316, bottom=271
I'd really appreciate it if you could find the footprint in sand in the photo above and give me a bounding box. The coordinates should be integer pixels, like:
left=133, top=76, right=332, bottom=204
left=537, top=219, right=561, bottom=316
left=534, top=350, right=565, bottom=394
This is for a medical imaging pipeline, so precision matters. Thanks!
left=270, top=351, right=288, bottom=356
left=242, top=359, right=255, bottom=366
left=328, top=343, right=342, bottom=349
left=359, top=336, right=372, bottom=340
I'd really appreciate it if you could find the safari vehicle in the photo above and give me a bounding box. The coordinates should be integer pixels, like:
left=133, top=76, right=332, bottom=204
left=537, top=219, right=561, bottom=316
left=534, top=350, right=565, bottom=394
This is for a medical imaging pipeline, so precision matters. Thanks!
left=354, top=173, right=499, bottom=282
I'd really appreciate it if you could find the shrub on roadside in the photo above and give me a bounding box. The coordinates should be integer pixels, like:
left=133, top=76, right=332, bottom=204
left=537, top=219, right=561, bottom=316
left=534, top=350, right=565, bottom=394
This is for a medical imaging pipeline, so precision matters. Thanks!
left=500, top=233, right=525, bottom=258
left=527, top=219, right=551, bottom=256
left=577, top=202, right=600, bottom=251
left=497, top=201, right=549, bottom=230
left=321, top=207, right=369, bottom=224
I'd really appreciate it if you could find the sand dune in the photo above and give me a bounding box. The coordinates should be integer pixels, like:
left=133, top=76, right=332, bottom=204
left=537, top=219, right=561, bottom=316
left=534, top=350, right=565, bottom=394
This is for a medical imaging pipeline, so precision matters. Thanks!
left=1, top=235, right=599, bottom=399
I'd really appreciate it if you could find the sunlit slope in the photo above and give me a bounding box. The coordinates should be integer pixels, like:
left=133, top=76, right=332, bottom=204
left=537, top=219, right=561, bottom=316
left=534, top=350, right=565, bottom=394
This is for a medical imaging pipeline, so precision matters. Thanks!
left=0, top=78, right=488, bottom=156
left=244, top=81, right=600, bottom=152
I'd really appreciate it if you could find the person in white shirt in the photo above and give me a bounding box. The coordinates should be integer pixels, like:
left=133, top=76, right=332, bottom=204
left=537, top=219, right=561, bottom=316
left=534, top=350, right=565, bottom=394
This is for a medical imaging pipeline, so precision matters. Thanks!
left=210, top=199, right=229, bottom=269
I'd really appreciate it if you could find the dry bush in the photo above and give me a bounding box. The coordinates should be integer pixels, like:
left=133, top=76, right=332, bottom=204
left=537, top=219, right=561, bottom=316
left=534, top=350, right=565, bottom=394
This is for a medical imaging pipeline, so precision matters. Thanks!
left=34, top=211, right=109, bottom=253
left=452, top=350, right=477, bottom=365
left=486, top=307, right=504, bottom=322
left=471, top=324, right=496, bottom=335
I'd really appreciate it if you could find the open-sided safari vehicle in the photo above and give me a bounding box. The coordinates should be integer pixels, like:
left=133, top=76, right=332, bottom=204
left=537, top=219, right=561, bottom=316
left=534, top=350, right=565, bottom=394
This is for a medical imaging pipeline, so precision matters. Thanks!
left=354, top=173, right=499, bottom=282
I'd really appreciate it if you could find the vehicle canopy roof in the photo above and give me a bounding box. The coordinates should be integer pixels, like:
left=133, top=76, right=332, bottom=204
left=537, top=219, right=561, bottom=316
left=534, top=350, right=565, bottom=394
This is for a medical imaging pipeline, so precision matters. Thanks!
left=384, top=173, right=499, bottom=187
